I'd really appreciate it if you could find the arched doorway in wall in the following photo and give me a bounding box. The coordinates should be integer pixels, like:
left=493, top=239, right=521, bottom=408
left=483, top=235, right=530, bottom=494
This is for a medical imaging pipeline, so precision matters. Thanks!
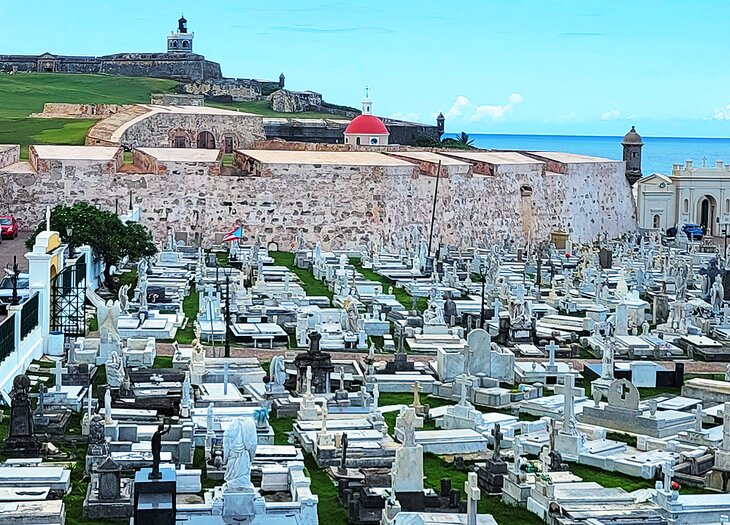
left=698, top=195, right=717, bottom=235
left=197, top=131, right=216, bottom=149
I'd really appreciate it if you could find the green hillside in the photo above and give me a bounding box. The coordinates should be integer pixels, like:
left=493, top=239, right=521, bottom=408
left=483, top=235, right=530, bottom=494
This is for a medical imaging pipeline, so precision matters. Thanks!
left=0, top=73, right=342, bottom=159
left=0, top=73, right=178, bottom=158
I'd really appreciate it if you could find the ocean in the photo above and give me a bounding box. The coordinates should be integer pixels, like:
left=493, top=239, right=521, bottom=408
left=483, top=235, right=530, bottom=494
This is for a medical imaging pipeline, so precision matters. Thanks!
left=444, top=133, right=730, bottom=176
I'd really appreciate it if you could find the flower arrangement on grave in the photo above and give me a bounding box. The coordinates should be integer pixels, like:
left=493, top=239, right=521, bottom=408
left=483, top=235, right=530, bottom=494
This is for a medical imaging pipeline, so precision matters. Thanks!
left=670, top=481, right=681, bottom=491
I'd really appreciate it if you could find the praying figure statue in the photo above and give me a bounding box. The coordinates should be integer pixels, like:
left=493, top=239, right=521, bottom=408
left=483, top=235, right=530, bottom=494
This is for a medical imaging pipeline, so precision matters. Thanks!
left=86, top=287, right=122, bottom=344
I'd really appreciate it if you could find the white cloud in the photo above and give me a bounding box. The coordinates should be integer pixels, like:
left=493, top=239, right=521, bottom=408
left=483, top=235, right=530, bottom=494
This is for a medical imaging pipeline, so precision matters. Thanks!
left=600, top=109, right=621, bottom=121
left=389, top=111, right=421, bottom=122
left=713, top=104, right=730, bottom=120
left=445, top=96, right=470, bottom=119
left=442, top=92, right=524, bottom=123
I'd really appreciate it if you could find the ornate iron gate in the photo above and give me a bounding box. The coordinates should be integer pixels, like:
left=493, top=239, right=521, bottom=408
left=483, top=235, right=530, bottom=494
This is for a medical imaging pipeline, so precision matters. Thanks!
left=50, top=253, right=87, bottom=338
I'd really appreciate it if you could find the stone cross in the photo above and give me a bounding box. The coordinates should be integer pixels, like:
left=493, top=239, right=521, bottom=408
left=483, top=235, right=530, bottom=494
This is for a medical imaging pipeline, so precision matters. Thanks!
left=601, top=339, right=615, bottom=380
left=555, top=374, right=581, bottom=436
left=305, top=366, right=313, bottom=397
left=338, top=433, right=349, bottom=475
left=694, top=403, right=704, bottom=432
left=398, top=407, right=422, bottom=448
left=545, top=341, right=558, bottom=367
left=53, top=360, right=68, bottom=393
left=662, top=462, right=674, bottom=493
left=492, top=298, right=501, bottom=318
left=512, top=437, right=523, bottom=475
left=539, top=446, right=551, bottom=475
left=464, top=471, right=480, bottom=525
left=458, top=373, right=470, bottom=406
left=104, top=388, right=113, bottom=425
left=339, top=366, right=345, bottom=392
left=412, top=381, right=422, bottom=408
left=320, top=404, right=329, bottom=434
left=372, top=383, right=380, bottom=410
left=491, top=423, right=503, bottom=459
left=722, top=402, right=730, bottom=452
left=222, top=362, right=230, bottom=396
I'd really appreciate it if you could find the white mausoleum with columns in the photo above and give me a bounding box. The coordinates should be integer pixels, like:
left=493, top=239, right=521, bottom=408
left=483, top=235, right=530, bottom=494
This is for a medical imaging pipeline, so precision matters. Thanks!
left=636, top=159, right=730, bottom=237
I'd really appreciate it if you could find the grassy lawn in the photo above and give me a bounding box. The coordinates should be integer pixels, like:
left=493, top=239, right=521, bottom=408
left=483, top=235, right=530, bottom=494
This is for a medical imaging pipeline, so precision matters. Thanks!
left=176, top=284, right=199, bottom=345
left=208, top=99, right=341, bottom=120
left=0, top=117, right=97, bottom=159
left=270, top=251, right=333, bottom=302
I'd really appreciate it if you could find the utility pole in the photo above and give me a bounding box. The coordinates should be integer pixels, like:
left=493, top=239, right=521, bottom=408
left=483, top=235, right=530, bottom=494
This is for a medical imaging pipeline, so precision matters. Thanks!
left=427, top=161, right=443, bottom=260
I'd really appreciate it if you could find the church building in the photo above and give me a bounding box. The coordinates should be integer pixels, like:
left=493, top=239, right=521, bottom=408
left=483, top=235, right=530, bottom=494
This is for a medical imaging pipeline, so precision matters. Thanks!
left=344, top=91, right=390, bottom=146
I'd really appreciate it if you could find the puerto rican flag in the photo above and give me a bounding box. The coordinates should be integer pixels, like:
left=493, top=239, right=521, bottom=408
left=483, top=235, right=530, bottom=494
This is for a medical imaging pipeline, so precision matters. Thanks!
left=223, top=226, right=244, bottom=242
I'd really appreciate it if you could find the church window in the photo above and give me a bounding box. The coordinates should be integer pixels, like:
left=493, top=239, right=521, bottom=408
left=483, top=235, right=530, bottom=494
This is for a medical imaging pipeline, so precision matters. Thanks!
left=653, top=214, right=661, bottom=229
left=683, top=199, right=689, bottom=214
left=344, top=137, right=349, bottom=144
left=370, top=137, right=379, bottom=145
left=172, top=41, right=178, bottom=48
left=725, top=199, right=730, bottom=214
left=356, top=137, right=361, bottom=146
left=182, top=41, right=190, bottom=48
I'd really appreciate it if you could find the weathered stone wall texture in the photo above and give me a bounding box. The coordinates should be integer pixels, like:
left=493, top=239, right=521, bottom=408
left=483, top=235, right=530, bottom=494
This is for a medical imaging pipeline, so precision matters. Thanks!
left=0, top=155, right=636, bottom=250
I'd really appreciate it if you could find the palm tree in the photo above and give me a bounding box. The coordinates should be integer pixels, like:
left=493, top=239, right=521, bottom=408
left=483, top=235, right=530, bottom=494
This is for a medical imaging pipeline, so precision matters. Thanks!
left=454, top=131, right=474, bottom=146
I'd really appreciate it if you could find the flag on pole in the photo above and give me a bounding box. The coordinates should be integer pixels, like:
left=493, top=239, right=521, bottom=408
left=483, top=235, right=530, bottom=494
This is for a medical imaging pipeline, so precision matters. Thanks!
left=223, top=226, right=244, bottom=242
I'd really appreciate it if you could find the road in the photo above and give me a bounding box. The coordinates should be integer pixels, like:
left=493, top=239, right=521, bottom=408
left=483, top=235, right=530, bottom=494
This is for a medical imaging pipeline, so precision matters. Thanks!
left=0, top=230, right=32, bottom=273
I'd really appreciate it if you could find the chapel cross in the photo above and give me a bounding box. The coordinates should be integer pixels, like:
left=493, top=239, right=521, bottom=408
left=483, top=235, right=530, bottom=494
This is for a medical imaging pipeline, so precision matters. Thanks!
left=54, top=360, right=68, bottom=393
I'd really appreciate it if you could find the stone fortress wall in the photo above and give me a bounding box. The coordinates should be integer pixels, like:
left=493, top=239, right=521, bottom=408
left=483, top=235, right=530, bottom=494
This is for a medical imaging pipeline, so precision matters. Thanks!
left=0, top=53, right=222, bottom=82
left=0, top=143, right=637, bottom=250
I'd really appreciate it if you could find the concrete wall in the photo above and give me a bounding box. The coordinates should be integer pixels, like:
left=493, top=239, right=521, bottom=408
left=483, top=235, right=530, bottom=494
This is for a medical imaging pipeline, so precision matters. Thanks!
left=30, top=103, right=130, bottom=119
left=178, top=79, right=267, bottom=101
left=28, top=147, right=123, bottom=175
left=132, top=150, right=222, bottom=177
left=269, top=90, right=324, bottom=113
left=119, top=113, right=265, bottom=150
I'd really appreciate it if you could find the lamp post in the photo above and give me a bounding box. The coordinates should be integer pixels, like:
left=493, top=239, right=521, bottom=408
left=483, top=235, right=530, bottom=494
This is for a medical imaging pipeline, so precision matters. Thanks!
left=224, top=274, right=231, bottom=358
left=9, top=256, right=19, bottom=306
left=479, top=263, right=488, bottom=329
left=66, top=225, right=74, bottom=256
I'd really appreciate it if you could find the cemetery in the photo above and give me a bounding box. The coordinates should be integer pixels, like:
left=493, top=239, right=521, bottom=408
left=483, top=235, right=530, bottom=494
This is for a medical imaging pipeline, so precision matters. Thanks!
left=2, top=200, right=730, bottom=525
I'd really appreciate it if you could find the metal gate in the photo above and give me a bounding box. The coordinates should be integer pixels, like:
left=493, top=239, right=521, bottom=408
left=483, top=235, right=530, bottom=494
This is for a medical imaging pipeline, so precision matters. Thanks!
left=50, top=253, right=87, bottom=338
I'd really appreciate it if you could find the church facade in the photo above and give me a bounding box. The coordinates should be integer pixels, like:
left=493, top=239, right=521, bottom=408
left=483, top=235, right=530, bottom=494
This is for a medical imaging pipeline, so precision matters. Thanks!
left=636, top=160, right=730, bottom=237
left=0, top=17, right=221, bottom=81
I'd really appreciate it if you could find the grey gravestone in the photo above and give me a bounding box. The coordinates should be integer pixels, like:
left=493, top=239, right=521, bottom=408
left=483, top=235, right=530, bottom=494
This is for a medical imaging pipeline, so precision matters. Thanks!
left=607, top=378, right=640, bottom=410
left=599, top=248, right=613, bottom=269
left=467, top=329, right=491, bottom=376
left=4, top=374, right=41, bottom=457
left=98, top=456, right=122, bottom=500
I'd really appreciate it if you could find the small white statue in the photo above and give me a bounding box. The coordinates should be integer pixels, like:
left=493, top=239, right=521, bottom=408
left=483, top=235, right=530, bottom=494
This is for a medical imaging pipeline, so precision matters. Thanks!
left=222, top=417, right=258, bottom=491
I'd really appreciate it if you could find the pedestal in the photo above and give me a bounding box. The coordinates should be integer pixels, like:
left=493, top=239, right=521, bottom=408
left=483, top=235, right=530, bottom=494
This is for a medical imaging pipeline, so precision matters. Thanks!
left=133, top=468, right=176, bottom=525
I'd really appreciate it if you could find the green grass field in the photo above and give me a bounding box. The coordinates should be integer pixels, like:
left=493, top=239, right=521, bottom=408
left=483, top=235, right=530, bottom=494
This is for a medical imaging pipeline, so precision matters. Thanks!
left=0, top=73, right=345, bottom=158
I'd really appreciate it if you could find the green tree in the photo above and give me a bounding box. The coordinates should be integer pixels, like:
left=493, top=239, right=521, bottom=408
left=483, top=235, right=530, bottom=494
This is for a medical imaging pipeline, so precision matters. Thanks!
left=26, top=202, right=157, bottom=289
left=454, top=131, right=474, bottom=146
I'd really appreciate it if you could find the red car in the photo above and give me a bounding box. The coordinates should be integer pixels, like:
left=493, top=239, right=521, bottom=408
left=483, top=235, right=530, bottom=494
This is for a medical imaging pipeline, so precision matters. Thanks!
left=0, top=216, right=19, bottom=239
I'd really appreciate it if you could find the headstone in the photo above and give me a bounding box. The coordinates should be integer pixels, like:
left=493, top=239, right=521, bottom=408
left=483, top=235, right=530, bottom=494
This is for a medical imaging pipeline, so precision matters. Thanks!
left=4, top=375, right=41, bottom=457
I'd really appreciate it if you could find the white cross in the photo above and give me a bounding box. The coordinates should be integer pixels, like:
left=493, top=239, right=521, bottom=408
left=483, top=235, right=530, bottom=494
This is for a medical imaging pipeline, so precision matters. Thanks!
left=412, top=381, right=422, bottom=408
left=555, top=374, right=581, bottom=436
left=545, top=341, right=558, bottom=367
left=458, top=373, right=470, bottom=406
left=305, top=366, right=313, bottom=397
left=512, top=437, right=523, bottom=475
left=398, top=407, right=423, bottom=448
left=223, top=362, right=230, bottom=396
left=53, top=360, right=68, bottom=393
left=663, top=462, right=673, bottom=493
left=539, top=445, right=551, bottom=475
left=694, top=403, right=704, bottom=432
left=465, top=472, right=480, bottom=525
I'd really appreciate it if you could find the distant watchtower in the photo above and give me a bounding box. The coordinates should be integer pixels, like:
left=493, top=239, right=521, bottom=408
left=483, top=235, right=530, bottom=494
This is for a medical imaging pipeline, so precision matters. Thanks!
left=167, top=15, right=194, bottom=53
left=622, top=126, right=643, bottom=185
left=436, top=112, right=445, bottom=137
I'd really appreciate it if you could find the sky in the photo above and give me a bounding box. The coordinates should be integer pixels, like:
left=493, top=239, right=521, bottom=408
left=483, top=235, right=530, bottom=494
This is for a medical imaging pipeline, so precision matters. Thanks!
left=4, top=0, right=730, bottom=137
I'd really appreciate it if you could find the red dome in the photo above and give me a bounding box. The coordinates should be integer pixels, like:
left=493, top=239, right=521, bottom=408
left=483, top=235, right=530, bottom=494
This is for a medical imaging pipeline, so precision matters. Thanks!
left=344, top=114, right=389, bottom=135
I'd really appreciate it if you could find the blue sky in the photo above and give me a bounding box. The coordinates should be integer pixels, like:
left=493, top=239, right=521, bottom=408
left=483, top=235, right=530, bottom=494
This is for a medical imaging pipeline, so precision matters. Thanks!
left=4, top=0, right=730, bottom=137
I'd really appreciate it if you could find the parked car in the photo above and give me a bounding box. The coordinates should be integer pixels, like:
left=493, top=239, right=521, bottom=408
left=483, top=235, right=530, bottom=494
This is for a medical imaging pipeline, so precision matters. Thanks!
left=0, top=216, right=19, bottom=239
left=666, top=223, right=704, bottom=241
left=0, top=272, right=30, bottom=312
